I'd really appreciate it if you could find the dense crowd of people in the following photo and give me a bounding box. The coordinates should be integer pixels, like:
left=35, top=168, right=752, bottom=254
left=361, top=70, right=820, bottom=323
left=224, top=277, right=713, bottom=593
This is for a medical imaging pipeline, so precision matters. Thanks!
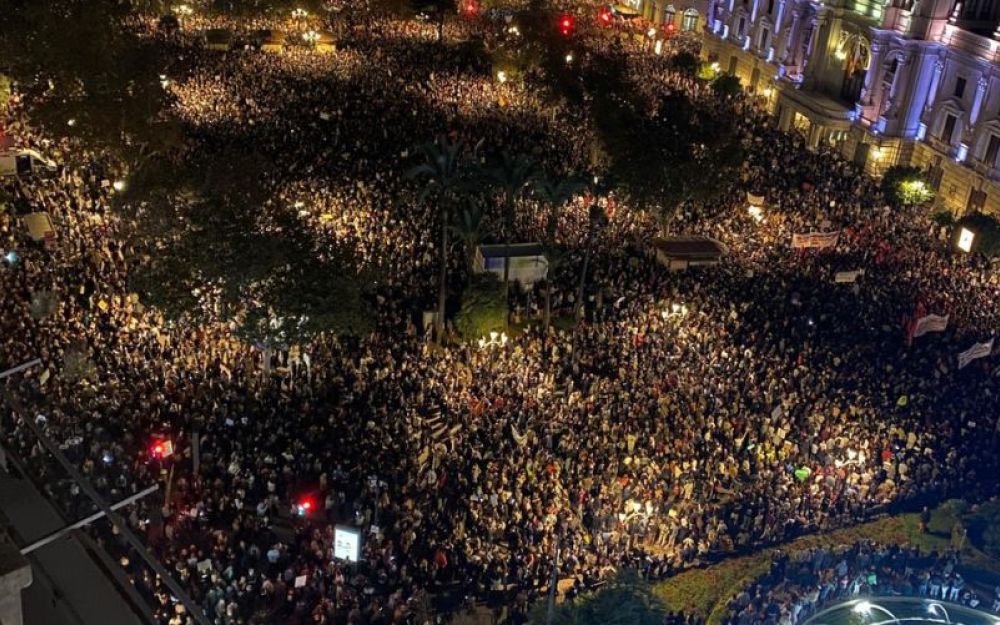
left=3, top=5, right=1000, bottom=625
left=724, top=540, right=1000, bottom=625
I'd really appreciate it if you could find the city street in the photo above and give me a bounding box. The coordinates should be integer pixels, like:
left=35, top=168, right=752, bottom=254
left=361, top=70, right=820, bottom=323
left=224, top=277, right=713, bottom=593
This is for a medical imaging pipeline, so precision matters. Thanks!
left=0, top=466, right=148, bottom=625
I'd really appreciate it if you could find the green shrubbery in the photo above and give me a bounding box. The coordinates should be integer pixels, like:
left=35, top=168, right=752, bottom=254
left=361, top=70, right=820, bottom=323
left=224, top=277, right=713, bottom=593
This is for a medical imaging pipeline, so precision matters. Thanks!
left=455, top=274, right=506, bottom=341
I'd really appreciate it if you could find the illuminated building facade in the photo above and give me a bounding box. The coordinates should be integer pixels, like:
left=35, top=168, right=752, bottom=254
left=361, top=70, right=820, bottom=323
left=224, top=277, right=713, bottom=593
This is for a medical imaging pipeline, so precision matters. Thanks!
left=701, top=0, right=1000, bottom=214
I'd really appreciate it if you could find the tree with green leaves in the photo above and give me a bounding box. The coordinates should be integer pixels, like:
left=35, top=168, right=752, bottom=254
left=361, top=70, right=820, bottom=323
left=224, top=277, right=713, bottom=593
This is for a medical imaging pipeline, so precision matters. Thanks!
left=711, top=74, right=743, bottom=98
left=122, top=144, right=372, bottom=346
left=532, top=173, right=584, bottom=330
left=482, top=152, right=537, bottom=327
left=881, top=165, right=934, bottom=207
left=670, top=51, right=699, bottom=76
left=0, top=0, right=173, bottom=162
left=533, top=569, right=668, bottom=625
left=406, top=135, right=470, bottom=341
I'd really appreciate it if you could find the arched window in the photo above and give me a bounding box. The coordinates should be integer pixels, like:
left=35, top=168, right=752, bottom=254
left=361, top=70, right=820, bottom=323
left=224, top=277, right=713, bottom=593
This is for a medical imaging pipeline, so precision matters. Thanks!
left=665, top=4, right=677, bottom=25
left=681, top=8, right=699, bottom=30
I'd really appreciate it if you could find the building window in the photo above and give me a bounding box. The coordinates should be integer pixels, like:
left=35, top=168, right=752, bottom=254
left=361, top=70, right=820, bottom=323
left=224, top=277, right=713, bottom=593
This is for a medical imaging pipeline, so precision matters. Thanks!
left=760, top=28, right=769, bottom=50
left=767, top=0, right=775, bottom=13
left=941, top=113, right=958, bottom=143
left=682, top=9, right=699, bottom=30
left=985, top=135, right=1000, bottom=167
left=738, top=16, right=746, bottom=36
left=955, top=77, right=967, bottom=99
left=967, top=188, right=986, bottom=212
left=665, top=5, right=676, bottom=24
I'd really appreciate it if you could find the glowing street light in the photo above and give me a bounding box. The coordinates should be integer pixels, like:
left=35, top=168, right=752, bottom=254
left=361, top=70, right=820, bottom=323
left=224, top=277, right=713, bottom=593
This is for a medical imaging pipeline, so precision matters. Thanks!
left=291, top=7, right=309, bottom=19
left=496, top=70, right=508, bottom=83
left=302, top=30, right=320, bottom=44
left=173, top=4, right=194, bottom=16
left=67, top=118, right=77, bottom=127
left=477, top=331, right=509, bottom=349
left=565, top=52, right=574, bottom=64
left=112, top=180, right=126, bottom=192
left=748, top=205, right=764, bottom=222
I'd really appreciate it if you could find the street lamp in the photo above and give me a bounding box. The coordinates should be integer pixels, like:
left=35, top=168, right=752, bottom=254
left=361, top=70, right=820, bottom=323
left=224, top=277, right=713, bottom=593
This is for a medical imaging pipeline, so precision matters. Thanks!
left=291, top=7, right=309, bottom=19
left=478, top=331, right=509, bottom=349
left=496, top=70, right=508, bottom=83
left=303, top=30, right=320, bottom=44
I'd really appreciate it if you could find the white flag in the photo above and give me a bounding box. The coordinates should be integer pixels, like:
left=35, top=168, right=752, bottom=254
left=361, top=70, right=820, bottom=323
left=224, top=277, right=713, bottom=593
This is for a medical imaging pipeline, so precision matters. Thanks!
left=912, top=314, right=949, bottom=338
left=958, top=338, right=994, bottom=369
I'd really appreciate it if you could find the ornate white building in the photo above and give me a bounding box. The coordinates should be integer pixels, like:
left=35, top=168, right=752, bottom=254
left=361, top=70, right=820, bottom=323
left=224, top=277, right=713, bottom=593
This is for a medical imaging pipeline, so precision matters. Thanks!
left=698, top=0, right=1000, bottom=214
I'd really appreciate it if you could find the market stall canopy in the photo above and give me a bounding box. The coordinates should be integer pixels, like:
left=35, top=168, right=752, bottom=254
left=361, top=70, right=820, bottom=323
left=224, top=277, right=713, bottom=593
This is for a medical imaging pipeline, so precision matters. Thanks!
left=255, top=29, right=287, bottom=51
left=204, top=28, right=234, bottom=51
left=651, top=235, right=728, bottom=270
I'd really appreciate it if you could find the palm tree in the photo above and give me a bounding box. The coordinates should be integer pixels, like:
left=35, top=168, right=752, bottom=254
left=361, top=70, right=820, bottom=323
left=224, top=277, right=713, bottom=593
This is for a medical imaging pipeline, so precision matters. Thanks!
left=482, top=152, right=537, bottom=327
left=449, top=199, right=487, bottom=269
left=532, top=174, right=584, bottom=330
left=571, top=184, right=610, bottom=366
left=576, top=202, right=609, bottom=324
left=406, top=135, right=467, bottom=342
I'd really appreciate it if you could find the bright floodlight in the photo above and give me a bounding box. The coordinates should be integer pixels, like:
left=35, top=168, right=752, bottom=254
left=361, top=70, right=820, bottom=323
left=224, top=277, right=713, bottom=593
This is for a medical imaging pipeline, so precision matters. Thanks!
left=113, top=180, right=126, bottom=192
left=854, top=601, right=873, bottom=615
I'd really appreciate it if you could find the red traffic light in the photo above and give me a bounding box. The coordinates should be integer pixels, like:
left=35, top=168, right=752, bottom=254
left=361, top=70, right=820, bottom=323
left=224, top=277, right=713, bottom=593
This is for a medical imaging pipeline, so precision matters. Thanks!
left=558, top=13, right=574, bottom=35
left=295, top=497, right=315, bottom=517
left=665, top=22, right=676, bottom=34
left=463, top=0, right=477, bottom=15
left=598, top=7, right=612, bottom=24
left=149, top=439, right=173, bottom=459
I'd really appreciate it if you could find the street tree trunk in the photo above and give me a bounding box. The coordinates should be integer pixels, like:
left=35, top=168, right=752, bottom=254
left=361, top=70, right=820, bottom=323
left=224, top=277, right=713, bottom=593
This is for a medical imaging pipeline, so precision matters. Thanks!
left=437, top=208, right=448, bottom=342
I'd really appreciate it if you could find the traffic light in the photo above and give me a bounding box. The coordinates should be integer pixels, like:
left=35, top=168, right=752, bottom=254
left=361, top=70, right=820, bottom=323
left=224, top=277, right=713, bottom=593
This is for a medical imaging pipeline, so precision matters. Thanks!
left=598, top=6, right=612, bottom=25
left=665, top=21, right=676, bottom=35
left=295, top=497, right=315, bottom=517
left=463, top=0, right=477, bottom=16
left=558, top=13, right=574, bottom=36
left=149, top=438, right=174, bottom=459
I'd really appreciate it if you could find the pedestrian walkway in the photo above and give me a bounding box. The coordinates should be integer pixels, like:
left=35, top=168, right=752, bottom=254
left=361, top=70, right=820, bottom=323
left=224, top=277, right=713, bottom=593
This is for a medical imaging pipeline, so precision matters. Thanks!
left=0, top=468, right=149, bottom=625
